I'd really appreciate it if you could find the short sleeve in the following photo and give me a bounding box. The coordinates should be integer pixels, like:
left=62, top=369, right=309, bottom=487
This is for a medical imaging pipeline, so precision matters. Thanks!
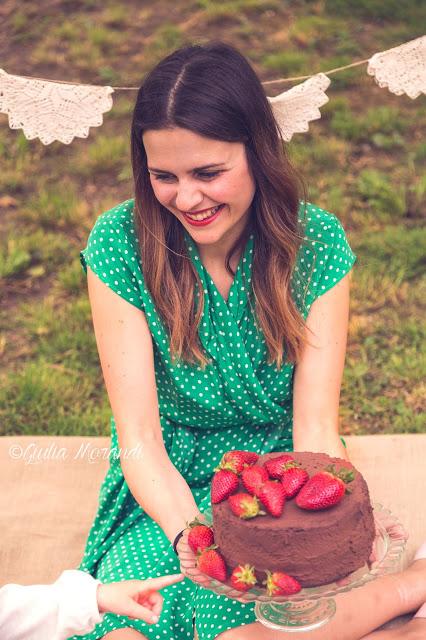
left=293, top=202, right=356, bottom=315
left=80, top=200, right=145, bottom=311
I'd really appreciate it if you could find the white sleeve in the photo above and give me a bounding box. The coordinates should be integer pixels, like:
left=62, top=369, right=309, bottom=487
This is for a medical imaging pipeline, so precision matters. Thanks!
left=0, top=570, right=105, bottom=640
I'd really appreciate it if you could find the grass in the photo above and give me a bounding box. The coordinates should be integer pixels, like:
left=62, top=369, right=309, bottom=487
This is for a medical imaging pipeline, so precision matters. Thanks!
left=329, top=104, right=409, bottom=142
left=0, top=230, right=71, bottom=279
left=343, top=311, right=426, bottom=434
left=0, top=295, right=111, bottom=435
left=340, top=221, right=426, bottom=435
left=2, top=161, right=31, bottom=193
left=196, top=0, right=280, bottom=19
left=70, top=134, right=129, bottom=177
left=290, top=136, right=348, bottom=172
left=57, top=259, right=89, bottom=296
left=324, top=0, right=426, bottom=25
left=262, top=51, right=310, bottom=75
left=0, top=0, right=424, bottom=437
left=288, top=15, right=354, bottom=52
left=33, top=17, right=126, bottom=71
left=20, top=185, right=88, bottom=230
left=0, top=359, right=111, bottom=435
left=355, top=226, right=426, bottom=281
left=354, top=170, right=407, bottom=219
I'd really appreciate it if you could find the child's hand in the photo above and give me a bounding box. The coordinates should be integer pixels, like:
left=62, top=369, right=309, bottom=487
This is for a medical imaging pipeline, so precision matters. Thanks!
left=97, top=573, right=184, bottom=624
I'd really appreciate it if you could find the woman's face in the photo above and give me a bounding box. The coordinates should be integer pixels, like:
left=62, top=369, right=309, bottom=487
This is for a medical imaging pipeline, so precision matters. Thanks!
left=143, top=127, right=256, bottom=256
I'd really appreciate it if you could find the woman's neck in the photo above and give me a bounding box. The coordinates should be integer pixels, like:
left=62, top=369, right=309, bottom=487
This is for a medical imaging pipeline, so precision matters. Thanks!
left=195, top=210, right=253, bottom=268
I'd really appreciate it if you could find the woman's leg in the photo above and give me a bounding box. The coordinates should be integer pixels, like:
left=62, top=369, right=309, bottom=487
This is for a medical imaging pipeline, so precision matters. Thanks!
left=361, top=618, right=426, bottom=639
left=213, top=557, right=426, bottom=640
left=362, top=600, right=426, bottom=639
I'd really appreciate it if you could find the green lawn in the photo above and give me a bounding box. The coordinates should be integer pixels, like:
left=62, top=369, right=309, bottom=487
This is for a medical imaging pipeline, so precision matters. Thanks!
left=0, top=0, right=425, bottom=436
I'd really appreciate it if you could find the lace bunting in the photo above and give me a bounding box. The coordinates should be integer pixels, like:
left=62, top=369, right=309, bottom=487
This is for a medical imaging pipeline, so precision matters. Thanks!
left=268, top=73, right=331, bottom=141
left=0, top=37, right=424, bottom=145
left=0, top=70, right=114, bottom=145
left=367, top=35, right=426, bottom=100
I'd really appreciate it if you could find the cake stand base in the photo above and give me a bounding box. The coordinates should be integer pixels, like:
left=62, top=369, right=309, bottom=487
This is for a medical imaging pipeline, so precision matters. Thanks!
left=254, top=598, right=336, bottom=632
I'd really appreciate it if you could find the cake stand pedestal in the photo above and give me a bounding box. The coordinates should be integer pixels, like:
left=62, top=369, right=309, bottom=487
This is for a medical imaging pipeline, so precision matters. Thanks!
left=254, top=599, right=336, bottom=632
left=177, top=503, right=407, bottom=633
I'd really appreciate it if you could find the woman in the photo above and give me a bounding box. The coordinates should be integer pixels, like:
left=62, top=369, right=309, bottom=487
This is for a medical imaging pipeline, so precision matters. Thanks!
left=71, top=42, right=426, bottom=640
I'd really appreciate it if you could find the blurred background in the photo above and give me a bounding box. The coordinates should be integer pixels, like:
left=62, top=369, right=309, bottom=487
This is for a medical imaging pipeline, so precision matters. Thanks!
left=0, top=0, right=425, bottom=437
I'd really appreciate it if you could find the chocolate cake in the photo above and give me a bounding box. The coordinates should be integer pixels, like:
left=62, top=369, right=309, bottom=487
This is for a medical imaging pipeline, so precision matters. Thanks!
left=212, top=451, right=376, bottom=588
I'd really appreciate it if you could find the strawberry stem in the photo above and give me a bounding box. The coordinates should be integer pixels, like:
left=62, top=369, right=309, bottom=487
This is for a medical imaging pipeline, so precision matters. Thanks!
left=325, top=464, right=354, bottom=484
left=196, top=543, right=218, bottom=558
left=187, top=516, right=204, bottom=528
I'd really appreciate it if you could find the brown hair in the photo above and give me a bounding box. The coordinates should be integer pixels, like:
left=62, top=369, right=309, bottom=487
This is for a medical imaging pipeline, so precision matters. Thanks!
left=130, top=41, right=309, bottom=370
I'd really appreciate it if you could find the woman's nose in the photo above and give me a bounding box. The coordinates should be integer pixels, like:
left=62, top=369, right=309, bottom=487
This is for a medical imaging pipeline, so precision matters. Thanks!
left=174, top=183, right=204, bottom=212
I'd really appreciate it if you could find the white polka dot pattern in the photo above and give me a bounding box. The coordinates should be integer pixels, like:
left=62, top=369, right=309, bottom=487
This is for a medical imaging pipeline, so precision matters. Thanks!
left=71, top=199, right=356, bottom=639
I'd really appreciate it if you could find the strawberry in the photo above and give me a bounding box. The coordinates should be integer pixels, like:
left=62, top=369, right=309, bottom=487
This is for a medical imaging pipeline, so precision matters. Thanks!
left=211, top=469, right=239, bottom=504
left=264, top=454, right=295, bottom=479
left=296, top=465, right=354, bottom=511
left=239, top=451, right=260, bottom=465
left=258, top=480, right=286, bottom=517
left=280, top=463, right=309, bottom=498
left=218, top=450, right=259, bottom=474
left=187, top=519, right=214, bottom=554
left=228, top=493, right=265, bottom=519
left=197, top=548, right=227, bottom=582
left=264, top=571, right=302, bottom=596
left=242, top=465, right=269, bottom=496
left=230, top=564, right=257, bottom=592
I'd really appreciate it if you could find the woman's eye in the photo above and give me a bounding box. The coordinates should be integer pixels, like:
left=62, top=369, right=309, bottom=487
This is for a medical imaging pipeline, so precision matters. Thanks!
left=197, top=171, right=221, bottom=179
left=153, top=171, right=221, bottom=182
left=153, top=175, right=174, bottom=182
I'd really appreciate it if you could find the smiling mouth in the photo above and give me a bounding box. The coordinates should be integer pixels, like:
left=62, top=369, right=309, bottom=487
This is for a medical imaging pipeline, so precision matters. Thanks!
left=182, top=204, right=224, bottom=221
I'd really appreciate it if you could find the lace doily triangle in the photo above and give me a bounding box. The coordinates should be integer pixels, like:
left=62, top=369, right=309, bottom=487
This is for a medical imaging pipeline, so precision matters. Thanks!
left=268, top=73, right=331, bottom=141
left=367, top=35, right=426, bottom=99
left=0, top=69, right=114, bottom=145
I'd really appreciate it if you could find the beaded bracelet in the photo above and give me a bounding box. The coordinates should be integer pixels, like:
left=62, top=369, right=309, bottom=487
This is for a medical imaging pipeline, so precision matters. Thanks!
left=172, top=529, right=185, bottom=555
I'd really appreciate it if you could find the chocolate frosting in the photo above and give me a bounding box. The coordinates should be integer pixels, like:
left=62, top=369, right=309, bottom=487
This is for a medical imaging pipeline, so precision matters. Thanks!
left=212, top=451, right=376, bottom=587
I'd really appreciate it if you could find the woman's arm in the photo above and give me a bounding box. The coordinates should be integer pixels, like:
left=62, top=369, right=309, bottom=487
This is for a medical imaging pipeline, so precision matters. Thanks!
left=87, top=267, right=201, bottom=542
left=292, top=273, right=352, bottom=459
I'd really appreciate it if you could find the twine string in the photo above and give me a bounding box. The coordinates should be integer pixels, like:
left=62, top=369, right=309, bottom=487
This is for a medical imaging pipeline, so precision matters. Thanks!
left=13, top=57, right=371, bottom=90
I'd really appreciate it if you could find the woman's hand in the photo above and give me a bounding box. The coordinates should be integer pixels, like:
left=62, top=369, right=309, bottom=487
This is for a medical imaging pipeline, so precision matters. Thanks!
left=175, top=513, right=211, bottom=578
left=176, top=527, right=213, bottom=589
left=97, top=573, right=184, bottom=624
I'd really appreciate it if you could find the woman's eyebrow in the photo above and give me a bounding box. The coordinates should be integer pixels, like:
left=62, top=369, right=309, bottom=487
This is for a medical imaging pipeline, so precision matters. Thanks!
left=148, top=163, right=226, bottom=173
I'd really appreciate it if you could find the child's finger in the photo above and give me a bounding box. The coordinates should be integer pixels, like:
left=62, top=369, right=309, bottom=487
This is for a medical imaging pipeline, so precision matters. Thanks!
left=145, top=591, right=163, bottom=606
left=124, top=600, right=161, bottom=624
left=149, top=592, right=163, bottom=617
left=139, top=573, right=184, bottom=592
left=137, top=590, right=163, bottom=611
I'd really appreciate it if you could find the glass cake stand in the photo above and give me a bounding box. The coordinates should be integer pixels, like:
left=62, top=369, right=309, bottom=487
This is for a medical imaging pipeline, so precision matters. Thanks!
left=177, top=503, right=407, bottom=633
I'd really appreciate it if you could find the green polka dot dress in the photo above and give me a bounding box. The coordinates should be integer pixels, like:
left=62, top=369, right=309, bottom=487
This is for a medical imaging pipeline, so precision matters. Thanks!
left=69, top=198, right=356, bottom=640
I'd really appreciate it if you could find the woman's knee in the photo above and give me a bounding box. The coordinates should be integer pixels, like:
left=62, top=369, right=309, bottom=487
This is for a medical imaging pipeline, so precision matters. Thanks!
left=103, top=628, right=148, bottom=639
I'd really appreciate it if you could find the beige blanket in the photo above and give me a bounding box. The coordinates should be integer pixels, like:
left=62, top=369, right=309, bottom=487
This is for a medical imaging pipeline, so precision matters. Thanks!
left=1, top=434, right=425, bottom=632
left=1, top=434, right=425, bottom=584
